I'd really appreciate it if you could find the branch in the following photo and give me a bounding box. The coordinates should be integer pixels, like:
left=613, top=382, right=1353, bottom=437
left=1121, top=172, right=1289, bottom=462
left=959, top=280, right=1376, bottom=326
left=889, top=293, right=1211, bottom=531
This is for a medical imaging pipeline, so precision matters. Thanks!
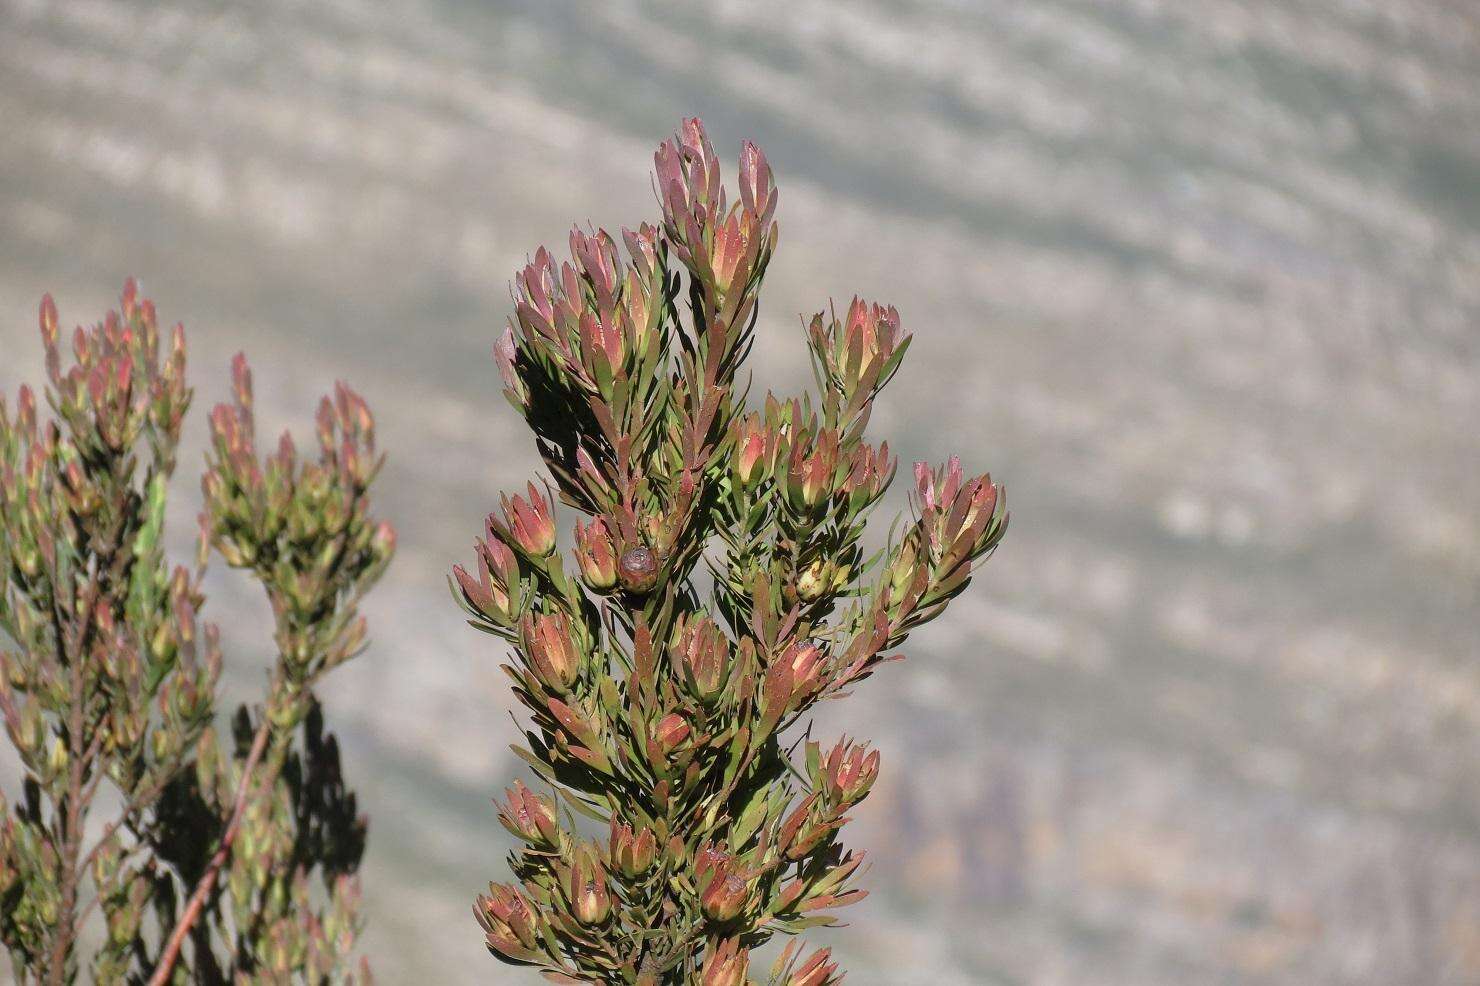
left=147, top=715, right=272, bottom=986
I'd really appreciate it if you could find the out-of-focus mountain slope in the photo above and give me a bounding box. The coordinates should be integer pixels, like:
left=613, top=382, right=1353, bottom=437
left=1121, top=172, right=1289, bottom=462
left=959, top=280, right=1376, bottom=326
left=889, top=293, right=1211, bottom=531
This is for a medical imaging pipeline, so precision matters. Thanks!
left=1, top=0, right=1478, bottom=982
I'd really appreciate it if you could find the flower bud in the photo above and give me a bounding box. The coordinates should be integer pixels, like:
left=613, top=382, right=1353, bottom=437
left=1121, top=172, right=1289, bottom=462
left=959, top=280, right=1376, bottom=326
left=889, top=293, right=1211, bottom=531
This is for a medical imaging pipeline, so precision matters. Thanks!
left=609, top=821, right=658, bottom=879
left=671, top=615, right=732, bottom=705
left=476, top=884, right=543, bottom=961
left=371, top=520, right=397, bottom=562
left=617, top=545, right=659, bottom=594
left=841, top=440, right=894, bottom=512
left=499, top=483, right=557, bottom=557
left=579, top=310, right=626, bottom=389
left=789, top=947, right=841, bottom=986
left=454, top=534, right=523, bottom=626
left=496, top=780, right=560, bottom=847
left=520, top=611, right=582, bottom=693
left=700, top=860, right=749, bottom=923
left=567, top=846, right=612, bottom=925
left=809, top=298, right=904, bottom=406
left=732, top=412, right=774, bottom=487
left=702, top=938, right=750, bottom=986
left=785, top=429, right=839, bottom=512
left=820, top=739, right=879, bottom=807
left=573, top=517, right=618, bottom=591
left=912, top=456, right=1005, bottom=571
left=765, top=640, right=825, bottom=715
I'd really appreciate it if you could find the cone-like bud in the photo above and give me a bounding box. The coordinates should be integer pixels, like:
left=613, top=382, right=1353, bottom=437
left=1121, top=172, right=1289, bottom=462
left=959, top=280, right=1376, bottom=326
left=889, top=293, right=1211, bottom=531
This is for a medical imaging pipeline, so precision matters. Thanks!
left=820, top=739, right=879, bottom=808
left=671, top=615, right=732, bottom=706
left=732, top=412, right=775, bottom=488
left=700, top=858, right=749, bottom=923
left=520, top=611, right=582, bottom=693
left=496, top=483, right=558, bottom=557
left=497, top=780, right=560, bottom=848
left=701, top=937, right=750, bottom=986
left=476, top=884, right=544, bottom=962
left=795, top=560, right=836, bottom=603
left=617, top=545, right=659, bottom=594
left=455, top=535, right=523, bottom=627
left=567, top=845, right=612, bottom=925
left=609, top=821, right=658, bottom=880
left=573, top=517, right=618, bottom=591
left=788, top=947, right=842, bottom=986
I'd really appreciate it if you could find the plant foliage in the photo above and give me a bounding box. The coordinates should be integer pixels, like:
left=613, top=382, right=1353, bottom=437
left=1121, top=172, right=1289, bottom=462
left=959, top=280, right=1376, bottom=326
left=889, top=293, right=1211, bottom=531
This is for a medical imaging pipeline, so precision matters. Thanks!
left=454, top=118, right=1007, bottom=984
left=0, top=283, right=393, bottom=984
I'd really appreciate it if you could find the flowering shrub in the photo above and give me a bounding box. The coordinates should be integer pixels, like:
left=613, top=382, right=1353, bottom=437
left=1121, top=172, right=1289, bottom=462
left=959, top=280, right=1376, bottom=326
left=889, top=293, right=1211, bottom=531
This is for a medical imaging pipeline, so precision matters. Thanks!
left=455, top=118, right=1007, bottom=983
left=0, top=283, right=393, bottom=984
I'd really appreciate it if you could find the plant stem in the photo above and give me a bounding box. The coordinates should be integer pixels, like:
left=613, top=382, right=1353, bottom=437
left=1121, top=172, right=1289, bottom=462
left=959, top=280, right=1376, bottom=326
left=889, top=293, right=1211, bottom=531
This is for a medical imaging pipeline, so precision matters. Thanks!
left=148, top=715, right=271, bottom=986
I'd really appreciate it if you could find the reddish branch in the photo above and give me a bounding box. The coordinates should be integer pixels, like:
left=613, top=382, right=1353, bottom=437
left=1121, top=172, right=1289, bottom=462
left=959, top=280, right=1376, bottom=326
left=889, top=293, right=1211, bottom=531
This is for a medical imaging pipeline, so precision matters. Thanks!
left=147, top=715, right=272, bottom=986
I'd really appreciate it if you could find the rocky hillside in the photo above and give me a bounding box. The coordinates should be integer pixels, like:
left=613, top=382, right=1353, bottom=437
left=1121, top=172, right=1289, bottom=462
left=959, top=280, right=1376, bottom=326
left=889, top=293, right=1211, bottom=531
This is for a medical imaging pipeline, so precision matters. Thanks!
left=1, top=0, right=1478, bottom=982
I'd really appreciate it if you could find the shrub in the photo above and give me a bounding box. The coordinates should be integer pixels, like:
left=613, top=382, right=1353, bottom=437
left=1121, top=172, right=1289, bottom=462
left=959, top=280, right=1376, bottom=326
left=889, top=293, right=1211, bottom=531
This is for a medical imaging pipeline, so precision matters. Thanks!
left=0, top=282, right=394, bottom=984
left=454, top=118, right=1006, bottom=984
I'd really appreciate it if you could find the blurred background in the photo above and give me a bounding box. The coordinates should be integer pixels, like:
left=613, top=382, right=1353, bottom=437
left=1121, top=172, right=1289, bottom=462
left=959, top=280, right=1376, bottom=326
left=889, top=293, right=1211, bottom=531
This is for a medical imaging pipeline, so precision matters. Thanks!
left=2, top=0, right=1479, bottom=982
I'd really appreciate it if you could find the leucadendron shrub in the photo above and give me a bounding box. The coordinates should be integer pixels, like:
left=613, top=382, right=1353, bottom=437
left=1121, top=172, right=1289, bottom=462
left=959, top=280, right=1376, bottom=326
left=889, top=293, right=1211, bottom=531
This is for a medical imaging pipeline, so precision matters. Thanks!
left=454, top=118, right=1007, bottom=984
left=0, top=282, right=394, bottom=984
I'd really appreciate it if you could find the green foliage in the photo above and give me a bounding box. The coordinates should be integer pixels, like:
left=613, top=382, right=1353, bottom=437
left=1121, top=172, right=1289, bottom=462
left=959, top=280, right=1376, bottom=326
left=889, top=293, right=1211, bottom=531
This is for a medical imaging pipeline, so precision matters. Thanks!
left=0, top=283, right=393, bottom=984
left=455, top=118, right=1007, bottom=984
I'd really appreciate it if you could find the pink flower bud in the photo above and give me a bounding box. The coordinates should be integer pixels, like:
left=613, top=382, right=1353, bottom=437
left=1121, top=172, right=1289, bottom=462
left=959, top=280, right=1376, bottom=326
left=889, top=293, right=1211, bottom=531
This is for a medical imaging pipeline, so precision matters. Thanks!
left=732, top=412, right=774, bottom=487
left=494, top=324, right=526, bottom=405
left=496, top=780, right=560, bottom=847
left=702, top=937, right=750, bottom=986
left=710, top=211, right=756, bottom=293
left=911, top=457, right=1005, bottom=568
left=788, top=947, right=840, bottom=986
left=579, top=311, right=626, bottom=386
left=573, top=517, right=618, bottom=591
left=760, top=640, right=827, bottom=731
left=609, top=821, right=658, bottom=879
left=486, top=486, right=554, bottom=560
left=738, top=139, right=777, bottom=228
left=842, top=440, right=894, bottom=511
left=809, top=298, right=906, bottom=407
left=842, top=298, right=900, bottom=383
left=567, top=846, right=612, bottom=925
left=371, top=520, right=397, bottom=561
left=476, top=884, right=543, bottom=959
left=569, top=227, right=620, bottom=308
left=820, top=739, right=879, bottom=807
left=784, top=640, right=826, bottom=703
left=519, top=611, right=582, bottom=693
left=777, top=797, right=835, bottom=862
left=671, top=616, right=732, bottom=705
left=785, top=429, right=840, bottom=512
left=700, top=860, right=749, bottom=923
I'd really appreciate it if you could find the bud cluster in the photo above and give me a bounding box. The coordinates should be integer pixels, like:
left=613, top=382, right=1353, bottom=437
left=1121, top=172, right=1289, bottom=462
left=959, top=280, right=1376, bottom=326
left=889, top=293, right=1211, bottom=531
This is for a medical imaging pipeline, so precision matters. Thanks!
left=0, top=283, right=390, bottom=984
left=456, top=119, right=1006, bottom=983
